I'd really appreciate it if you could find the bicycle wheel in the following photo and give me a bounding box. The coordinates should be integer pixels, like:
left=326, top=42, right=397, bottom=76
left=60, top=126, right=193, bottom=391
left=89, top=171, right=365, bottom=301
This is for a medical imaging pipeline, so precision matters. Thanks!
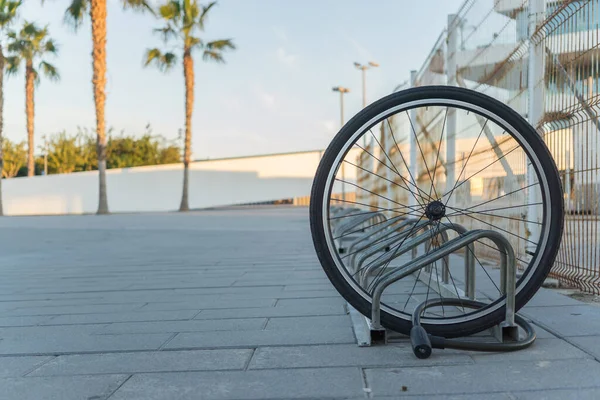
left=310, top=86, right=563, bottom=338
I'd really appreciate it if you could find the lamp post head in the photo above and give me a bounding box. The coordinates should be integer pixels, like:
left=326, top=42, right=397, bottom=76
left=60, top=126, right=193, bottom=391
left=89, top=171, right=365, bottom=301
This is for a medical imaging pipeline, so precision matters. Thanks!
left=368, top=61, right=380, bottom=67
left=332, top=86, right=350, bottom=93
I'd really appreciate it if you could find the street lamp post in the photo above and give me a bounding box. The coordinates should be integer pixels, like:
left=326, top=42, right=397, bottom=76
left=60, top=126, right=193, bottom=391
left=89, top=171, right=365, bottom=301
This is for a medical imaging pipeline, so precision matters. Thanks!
left=42, top=135, right=48, bottom=176
left=354, top=61, right=379, bottom=146
left=332, top=86, right=350, bottom=202
left=354, top=61, right=379, bottom=108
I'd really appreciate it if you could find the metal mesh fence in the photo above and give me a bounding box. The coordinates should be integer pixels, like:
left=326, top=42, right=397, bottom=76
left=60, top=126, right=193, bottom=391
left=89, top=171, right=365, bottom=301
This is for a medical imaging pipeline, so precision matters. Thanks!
left=353, top=0, right=600, bottom=294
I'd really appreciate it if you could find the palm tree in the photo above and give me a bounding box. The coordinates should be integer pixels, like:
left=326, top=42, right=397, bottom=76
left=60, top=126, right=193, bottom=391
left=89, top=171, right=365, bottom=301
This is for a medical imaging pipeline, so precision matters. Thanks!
left=6, top=22, right=59, bottom=177
left=145, top=1, right=235, bottom=211
left=0, top=1, right=21, bottom=215
left=64, top=0, right=152, bottom=214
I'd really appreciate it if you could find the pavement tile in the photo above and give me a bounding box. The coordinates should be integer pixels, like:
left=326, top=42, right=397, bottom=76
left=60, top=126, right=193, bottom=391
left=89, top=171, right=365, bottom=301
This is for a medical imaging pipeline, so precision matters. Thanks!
left=0, top=374, right=129, bottom=400
left=195, top=304, right=346, bottom=319
left=522, top=305, right=600, bottom=336
left=264, top=315, right=352, bottom=330
left=165, top=327, right=356, bottom=349
left=97, top=318, right=267, bottom=334
left=0, top=356, right=54, bottom=378
left=29, top=349, right=252, bottom=376
left=0, top=333, right=172, bottom=355
left=109, top=368, right=364, bottom=400
left=249, top=344, right=473, bottom=369
left=41, top=310, right=198, bottom=325
left=568, top=336, right=600, bottom=359
left=364, top=359, right=600, bottom=396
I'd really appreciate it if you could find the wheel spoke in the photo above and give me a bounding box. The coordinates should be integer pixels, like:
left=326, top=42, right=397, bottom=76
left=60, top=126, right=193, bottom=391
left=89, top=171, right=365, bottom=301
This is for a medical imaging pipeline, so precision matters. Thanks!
left=385, top=119, right=434, bottom=205
left=406, top=111, right=438, bottom=199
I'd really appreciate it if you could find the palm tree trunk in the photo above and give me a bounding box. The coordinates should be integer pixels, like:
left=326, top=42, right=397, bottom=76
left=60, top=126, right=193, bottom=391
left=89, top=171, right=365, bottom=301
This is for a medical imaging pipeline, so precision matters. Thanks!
left=90, top=0, right=109, bottom=214
left=0, top=45, right=4, bottom=216
left=180, top=49, right=194, bottom=212
left=25, top=60, right=34, bottom=177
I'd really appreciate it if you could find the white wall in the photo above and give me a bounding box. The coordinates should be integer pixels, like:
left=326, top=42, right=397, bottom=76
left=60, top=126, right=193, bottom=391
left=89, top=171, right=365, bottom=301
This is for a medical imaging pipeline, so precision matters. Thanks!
left=2, top=149, right=360, bottom=215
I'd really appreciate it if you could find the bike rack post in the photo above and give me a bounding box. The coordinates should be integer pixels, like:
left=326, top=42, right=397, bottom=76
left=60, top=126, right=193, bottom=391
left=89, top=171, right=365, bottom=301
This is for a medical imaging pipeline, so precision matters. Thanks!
left=352, top=220, right=433, bottom=275
left=364, top=229, right=516, bottom=344
left=333, top=212, right=386, bottom=238
left=358, top=223, right=475, bottom=296
left=345, top=215, right=408, bottom=256
left=348, top=218, right=422, bottom=268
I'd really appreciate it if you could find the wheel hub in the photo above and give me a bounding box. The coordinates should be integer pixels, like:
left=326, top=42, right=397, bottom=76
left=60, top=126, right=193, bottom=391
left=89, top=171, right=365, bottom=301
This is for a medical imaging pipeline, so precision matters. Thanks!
left=425, top=200, right=446, bottom=221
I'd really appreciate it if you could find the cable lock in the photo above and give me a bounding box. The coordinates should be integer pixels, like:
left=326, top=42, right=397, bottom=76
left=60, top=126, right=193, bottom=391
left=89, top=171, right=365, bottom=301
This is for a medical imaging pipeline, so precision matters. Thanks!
left=410, top=298, right=536, bottom=359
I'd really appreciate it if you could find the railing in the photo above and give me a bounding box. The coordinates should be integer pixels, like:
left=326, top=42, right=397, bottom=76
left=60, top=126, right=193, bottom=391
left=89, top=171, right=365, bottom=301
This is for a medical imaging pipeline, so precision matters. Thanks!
left=353, top=0, right=600, bottom=294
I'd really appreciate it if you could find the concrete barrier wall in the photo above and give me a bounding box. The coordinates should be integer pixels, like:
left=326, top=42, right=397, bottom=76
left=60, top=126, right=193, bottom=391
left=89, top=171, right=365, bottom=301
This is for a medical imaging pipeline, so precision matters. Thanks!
left=2, top=149, right=360, bottom=215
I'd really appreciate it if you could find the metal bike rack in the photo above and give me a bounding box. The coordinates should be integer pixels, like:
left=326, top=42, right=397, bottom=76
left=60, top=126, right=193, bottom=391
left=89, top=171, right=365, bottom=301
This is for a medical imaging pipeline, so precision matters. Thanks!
left=344, top=215, right=408, bottom=256
left=333, top=212, right=388, bottom=254
left=362, top=229, right=517, bottom=345
left=352, top=220, right=432, bottom=275
left=348, top=218, right=419, bottom=266
left=358, top=223, right=475, bottom=298
left=333, top=211, right=386, bottom=237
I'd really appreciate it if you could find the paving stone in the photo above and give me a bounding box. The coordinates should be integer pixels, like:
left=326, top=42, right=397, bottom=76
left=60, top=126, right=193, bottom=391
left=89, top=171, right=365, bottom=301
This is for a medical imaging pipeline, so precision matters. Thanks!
left=139, top=298, right=276, bottom=311
left=0, top=324, right=109, bottom=337
left=249, top=344, right=473, bottom=369
left=264, top=315, right=352, bottom=330
left=275, top=297, right=346, bottom=307
left=524, top=290, right=585, bottom=307
left=97, top=318, right=267, bottom=334
left=568, top=336, right=600, bottom=359
left=41, top=310, right=198, bottom=325
left=29, top=349, right=252, bottom=376
left=165, top=327, right=356, bottom=349
left=109, top=368, right=364, bottom=400
left=0, top=356, right=53, bottom=377
left=368, top=395, right=512, bottom=400
left=510, top=387, right=600, bottom=399
left=0, top=316, right=54, bottom=327
left=0, top=374, right=129, bottom=400
left=195, top=304, right=346, bottom=319
left=522, top=305, right=600, bottom=336
left=0, top=333, right=172, bottom=355
left=283, top=283, right=337, bottom=291
left=364, top=359, right=600, bottom=396
left=4, top=303, right=144, bottom=316
left=470, top=338, right=591, bottom=362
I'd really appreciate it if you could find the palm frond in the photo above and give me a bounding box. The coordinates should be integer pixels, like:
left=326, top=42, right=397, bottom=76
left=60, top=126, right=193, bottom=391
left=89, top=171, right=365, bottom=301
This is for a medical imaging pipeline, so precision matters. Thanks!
left=158, top=1, right=181, bottom=21
left=44, top=38, right=58, bottom=54
left=202, top=49, right=224, bottom=63
left=4, top=55, right=20, bottom=76
left=205, top=38, right=235, bottom=51
left=185, top=35, right=203, bottom=49
left=121, top=0, right=154, bottom=14
left=153, top=24, right=178, bottom=42
left=39, top=61, right=60, bottom=82
left=64, top=0, right=89, bottom=30
left=144, top=48, right=177, bottom=72
left=197, top=1, right=216, bottom=30
left=0, top=1, right=21, bottom=28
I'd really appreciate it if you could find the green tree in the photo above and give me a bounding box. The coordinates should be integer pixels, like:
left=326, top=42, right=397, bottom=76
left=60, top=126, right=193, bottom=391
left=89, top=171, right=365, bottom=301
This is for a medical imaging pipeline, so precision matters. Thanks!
left=145, top=1, right=235, bottom=211
left=0, top=1, right=21, bottom=215
left=63, top=0, right=153, bottom=214
left=46, top=131, right=81, bottom=173
left=1, top=137, right=25, bottom=178
left=6, top=21, right=59, bottom=177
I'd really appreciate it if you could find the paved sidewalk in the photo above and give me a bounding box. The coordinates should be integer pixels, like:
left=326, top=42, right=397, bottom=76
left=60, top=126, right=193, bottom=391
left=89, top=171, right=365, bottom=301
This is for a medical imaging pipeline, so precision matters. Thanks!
left=0, top=207, right=599, bottom=399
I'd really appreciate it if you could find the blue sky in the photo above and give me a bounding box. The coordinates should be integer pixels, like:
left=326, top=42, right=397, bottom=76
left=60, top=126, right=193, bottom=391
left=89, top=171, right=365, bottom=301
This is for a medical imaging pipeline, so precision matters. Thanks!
left=4, top=0, right=463, bottom=159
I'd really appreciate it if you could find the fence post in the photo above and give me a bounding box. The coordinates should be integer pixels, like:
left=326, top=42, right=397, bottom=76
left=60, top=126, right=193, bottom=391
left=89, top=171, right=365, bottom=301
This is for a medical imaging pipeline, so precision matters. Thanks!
left=446, top=14, right=458, bottom=202
left=527, top=0, right=546, bottom=251
left=409, top=69, right=419, bottom=212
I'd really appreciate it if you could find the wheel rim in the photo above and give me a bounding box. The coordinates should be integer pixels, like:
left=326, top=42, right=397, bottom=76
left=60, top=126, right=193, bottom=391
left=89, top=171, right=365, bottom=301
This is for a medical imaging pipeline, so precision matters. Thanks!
left=320, top=98, right=553, bottom=325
